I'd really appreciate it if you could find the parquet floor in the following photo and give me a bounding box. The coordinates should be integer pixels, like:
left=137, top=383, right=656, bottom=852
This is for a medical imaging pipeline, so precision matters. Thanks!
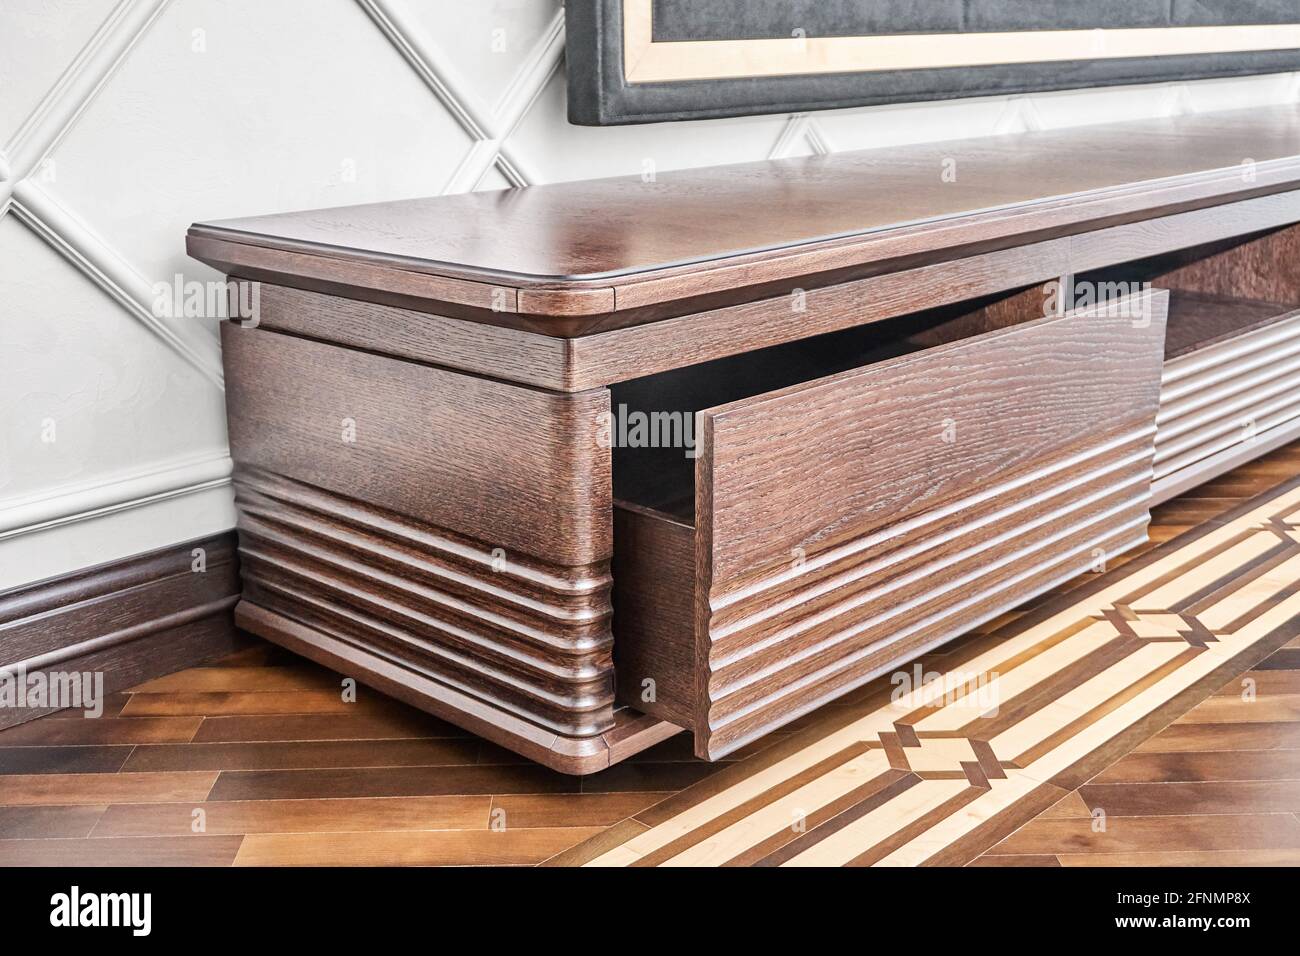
left=973, top=637, right=1300, bottom=866
left=2, top=443, right=1299, bottom=867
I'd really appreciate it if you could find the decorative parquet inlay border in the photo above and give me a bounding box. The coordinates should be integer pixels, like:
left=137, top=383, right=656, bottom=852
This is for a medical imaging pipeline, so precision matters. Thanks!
left=567, top=479, right=1300, bottom=867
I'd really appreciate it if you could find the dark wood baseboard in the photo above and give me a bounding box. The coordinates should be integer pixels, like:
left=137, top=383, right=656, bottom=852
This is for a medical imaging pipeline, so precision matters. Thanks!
left=0, top=533, right=244, bottom=729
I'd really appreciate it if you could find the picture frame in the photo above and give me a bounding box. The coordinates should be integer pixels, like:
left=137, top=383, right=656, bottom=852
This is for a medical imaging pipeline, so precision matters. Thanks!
left=566, top=0, right=1300, bottom=125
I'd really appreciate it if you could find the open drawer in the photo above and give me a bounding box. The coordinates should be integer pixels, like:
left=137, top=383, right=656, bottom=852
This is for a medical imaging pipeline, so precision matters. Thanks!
left=611, top=287, right=1170, bottom=760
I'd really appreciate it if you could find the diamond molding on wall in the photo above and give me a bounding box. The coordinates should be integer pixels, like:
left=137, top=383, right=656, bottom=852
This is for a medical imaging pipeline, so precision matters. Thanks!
left=357, top=0, right=565, bottom=191
left=2, top=0, right=1300, bottom=591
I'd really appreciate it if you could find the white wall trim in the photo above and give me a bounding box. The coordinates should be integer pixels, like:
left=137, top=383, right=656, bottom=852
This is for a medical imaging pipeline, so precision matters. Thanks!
left=2, top=0, right=225, bottom=393
left=0, top=452, right=232, bottom=542
left=10, top=186, right=226, bottom=389
left=769, top=114, right=833, bottom=159
left=356, top=0, right=488, bottom=137
left=5, top=0, right=170, bottom=174
left=356, top=0, right=564, bottom=193
left=464, top=6, right=566, bottom=191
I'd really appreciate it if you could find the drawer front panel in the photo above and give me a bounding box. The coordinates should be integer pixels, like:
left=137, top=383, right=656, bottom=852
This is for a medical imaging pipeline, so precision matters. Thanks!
left=221, top=324, right=611, bottom=566
left=693, top=291, right=1169, bottom=759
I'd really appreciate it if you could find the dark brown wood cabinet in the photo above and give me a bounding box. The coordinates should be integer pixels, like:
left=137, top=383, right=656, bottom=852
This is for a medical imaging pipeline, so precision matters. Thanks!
left=613, top=289, right=1169, bottom=760
left=191, top=105, right=1300, bottom=773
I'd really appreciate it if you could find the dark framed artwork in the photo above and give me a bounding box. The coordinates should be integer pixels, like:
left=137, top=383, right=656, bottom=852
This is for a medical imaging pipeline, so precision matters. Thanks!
left=565, top=0, right=1300, bottom=125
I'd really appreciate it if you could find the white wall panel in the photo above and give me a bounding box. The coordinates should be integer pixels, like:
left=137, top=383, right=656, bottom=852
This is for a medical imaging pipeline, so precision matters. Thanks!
left=0, top=216, right=227, bottom=502
left=0, top=0, right=1297, bottom=592
left=0, top=0, right=119, bottom=146
left=45, top=0, right=475, bottom=291
left=385, top=0, right=560, bottom=116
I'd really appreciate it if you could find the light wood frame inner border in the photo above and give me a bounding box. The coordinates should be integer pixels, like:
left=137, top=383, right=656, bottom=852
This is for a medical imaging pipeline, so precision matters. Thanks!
left=623, top=0, right=1300, bottom=84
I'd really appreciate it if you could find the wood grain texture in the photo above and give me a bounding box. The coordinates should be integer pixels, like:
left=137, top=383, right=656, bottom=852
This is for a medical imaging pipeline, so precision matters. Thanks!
left=117, top=738, right=482, bottom=773
left=253, top=283, right=574, bottom=389
left=611, top=505, right=695, bottom=728
left=0, top=835, right=244, bottom=867
left=974, top=553, right=1300, bottom=866
left=190, top=710, right=467, bottom=743
left=1056, top=848, right=1300, bottom=866
left=1078, top=779, right=1300, bottom=816
left=691, top=294, right=1168, bottom=757
left=702, top=292, right=1168, bottom=583
left=571, top=457, right=1300, bottom=866
left=1161, top=292, right=1298, bottom=360
left=987, top=812, right=1300, bottom=856
left=0, top=805, right=106, bottom=839
left=189, top=105, right=1300, bottom=319
left=232, top=602, right=673, bottom=775
left=186, top=233, right=516, bottom=313
left=221, top=323, right=611, bottom=564
left=232, top=469, right=614, bottom=737
left=247, top=241, right=1071, bottom=387
left=232, top=827, right=604, bottom=867
left=488, top=792, right=669, bottom=829
left=1090, top=748, right=1300, bottom=784
left=612, top=292, right=1169, bottom=759
left=0, top=746, right=131, bottom=775
left=205, top=763, right=579, bottom=802
left=0, top=534, right=243, bottom=730
left=0, top=643, right=700, bottom=866
left=119, top=688, right=361, bottom=718
left=1066, top=188, right=1300, bottom=276
left=579, top=240, right=1069, bottom=361
left=91, top=796, right=491, bottom=837
left=0, top=771, right=218, bottom=806
left=202, top=113, right=1300, bottom=777
left=212, top=189, right=1300, bottom=393
left=0, top=716, right=202, bottom=746
left=1158, top=222, right=1300, bottom=306
left=219, top=323, right=652, bottom=771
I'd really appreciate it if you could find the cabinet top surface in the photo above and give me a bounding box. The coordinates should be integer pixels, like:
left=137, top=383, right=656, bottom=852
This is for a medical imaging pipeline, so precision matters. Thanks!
left=190, top=105, right=1300, bottom=314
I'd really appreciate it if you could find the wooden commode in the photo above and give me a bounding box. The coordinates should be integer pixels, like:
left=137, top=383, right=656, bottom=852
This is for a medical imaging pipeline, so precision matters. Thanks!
left=190, top=105, right=1300, bottom=773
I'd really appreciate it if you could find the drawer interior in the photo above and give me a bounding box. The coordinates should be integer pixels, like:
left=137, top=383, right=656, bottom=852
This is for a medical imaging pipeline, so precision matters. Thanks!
left=1074, top=223, right=1300, bottom=361
left=610, top=283, right=1054, bottom=524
